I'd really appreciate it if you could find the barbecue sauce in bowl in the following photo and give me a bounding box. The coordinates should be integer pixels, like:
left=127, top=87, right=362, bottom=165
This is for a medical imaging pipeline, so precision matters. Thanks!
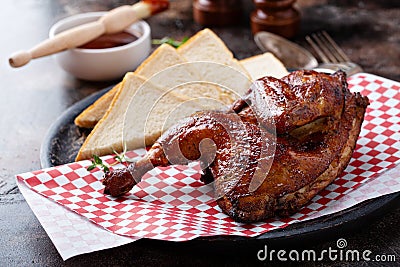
left=78, top=32, right=138, bottom=49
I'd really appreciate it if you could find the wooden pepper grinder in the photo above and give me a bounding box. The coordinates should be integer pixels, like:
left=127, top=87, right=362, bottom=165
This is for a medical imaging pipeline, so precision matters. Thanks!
left=193, top=0, right=243, bottom=26
left=251, top=0, right=300, bottom=38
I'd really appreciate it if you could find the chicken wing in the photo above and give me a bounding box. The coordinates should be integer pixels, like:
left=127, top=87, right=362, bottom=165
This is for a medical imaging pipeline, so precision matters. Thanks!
left=103, top=70, right=369, bottom=222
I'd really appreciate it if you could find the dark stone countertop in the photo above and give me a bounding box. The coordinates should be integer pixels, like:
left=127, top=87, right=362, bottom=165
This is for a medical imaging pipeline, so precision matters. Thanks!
left=0, top=0, right=399, bottom=265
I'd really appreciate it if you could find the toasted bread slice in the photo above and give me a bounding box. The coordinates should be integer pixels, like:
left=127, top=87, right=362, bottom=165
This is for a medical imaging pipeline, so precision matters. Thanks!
left=177, top=29, right=248, bottom=74
left=76, top=73, right=194, bottom=161
left=136, top=43, right=236, bottom=104
left=74, top=29, right=251, bottom=129
left=74, top=44, right=190, bottom=129
left=239, top=52, right=289, bottom=80
left=177, top=28, right=252, bottom=98
left=135, top=43, right=193, bottom=78
left=74, top=83, right=121, bottom=128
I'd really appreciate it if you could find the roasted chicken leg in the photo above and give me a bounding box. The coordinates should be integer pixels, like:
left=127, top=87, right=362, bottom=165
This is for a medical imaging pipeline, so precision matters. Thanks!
left=103, top=70, right=369, bottom=222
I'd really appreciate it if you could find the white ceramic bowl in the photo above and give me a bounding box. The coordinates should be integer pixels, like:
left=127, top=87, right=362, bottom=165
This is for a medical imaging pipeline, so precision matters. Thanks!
left=49, top=12, right=151, bottom=81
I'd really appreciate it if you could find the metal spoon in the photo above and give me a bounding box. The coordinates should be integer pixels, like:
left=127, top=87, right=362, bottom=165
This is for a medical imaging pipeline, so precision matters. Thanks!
left=254, top=31, right=318, bottom=70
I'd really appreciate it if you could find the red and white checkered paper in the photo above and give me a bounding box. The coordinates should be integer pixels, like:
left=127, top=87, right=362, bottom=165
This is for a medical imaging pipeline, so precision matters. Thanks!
left=16, top=73, right=400, bottom=250
left=17, top=181, right=137, bottom=260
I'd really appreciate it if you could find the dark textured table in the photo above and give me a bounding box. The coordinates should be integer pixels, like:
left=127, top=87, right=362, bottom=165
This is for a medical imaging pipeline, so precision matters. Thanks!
left=1, top=0, right=399, bottom=265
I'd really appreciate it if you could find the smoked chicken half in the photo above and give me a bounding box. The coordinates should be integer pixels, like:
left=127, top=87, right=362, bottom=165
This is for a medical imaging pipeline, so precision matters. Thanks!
left=103, top=70, right=369, bottom=223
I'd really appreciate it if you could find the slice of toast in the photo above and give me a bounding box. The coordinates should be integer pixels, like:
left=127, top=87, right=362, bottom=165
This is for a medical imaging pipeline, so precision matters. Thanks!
left=240, top=52, right=289, bottom=80
left=177, top=28, right=252, bottom=97
left=177, top=29, right=248, bottom=75
left=74, top=34, right=251, bottom=129
left=76, top=73, right=192, bottom=161
left=74, top=83, right=121, bottom=128
left=135, top=43, right=193, bottom=78
left=75, top=45, right=240, bottom=160
left=74, top=44, right=186, bottom=128
left=135, top=42, right=236, bottom=105
left=74, top=29, right=252, bottom=129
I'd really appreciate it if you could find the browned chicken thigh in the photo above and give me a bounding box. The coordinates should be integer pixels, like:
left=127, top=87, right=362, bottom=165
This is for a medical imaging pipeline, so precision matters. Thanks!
left=103, top=70, right=369, bottom=222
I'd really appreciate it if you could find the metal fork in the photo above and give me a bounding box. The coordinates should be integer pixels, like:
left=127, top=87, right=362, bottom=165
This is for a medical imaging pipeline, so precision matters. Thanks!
left=306, top=31, right=363, bottom=75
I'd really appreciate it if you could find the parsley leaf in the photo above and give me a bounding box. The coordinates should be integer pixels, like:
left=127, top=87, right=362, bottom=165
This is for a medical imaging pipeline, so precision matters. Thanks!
left=152, top=36, right=189, bottom=48
left=87, top=155, right=110, bottom=173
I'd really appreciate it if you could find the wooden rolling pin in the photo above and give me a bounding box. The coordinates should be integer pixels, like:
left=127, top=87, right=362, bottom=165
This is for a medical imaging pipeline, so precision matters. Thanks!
left=9, top=0, right=169, bottom=68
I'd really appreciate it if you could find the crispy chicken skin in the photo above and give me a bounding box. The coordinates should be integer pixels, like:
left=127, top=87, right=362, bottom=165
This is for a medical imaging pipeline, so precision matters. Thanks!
left=103, top=70, right=369, bottom=222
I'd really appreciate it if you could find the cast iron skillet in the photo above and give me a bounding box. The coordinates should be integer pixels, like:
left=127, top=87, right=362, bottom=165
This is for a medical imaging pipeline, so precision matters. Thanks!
left=40, top=86, right=399, bottom=243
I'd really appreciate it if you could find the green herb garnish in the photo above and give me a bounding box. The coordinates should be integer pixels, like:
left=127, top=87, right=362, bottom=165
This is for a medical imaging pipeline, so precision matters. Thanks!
left=87, top=143, right=134, bottom=173
left=113, top=149, right=131, bottom=163
left=152, top=36, right=189, bottom=48
left=87, top=155, right=110, bottom=173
